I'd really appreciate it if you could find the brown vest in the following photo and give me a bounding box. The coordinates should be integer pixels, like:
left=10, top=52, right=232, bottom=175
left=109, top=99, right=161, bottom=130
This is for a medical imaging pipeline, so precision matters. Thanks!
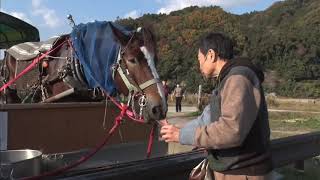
left=207, top=64, right=272, bottom=176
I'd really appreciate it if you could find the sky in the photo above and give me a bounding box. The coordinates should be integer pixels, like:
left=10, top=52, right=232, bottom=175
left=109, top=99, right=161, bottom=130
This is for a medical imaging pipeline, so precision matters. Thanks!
left=1, top=0, right=281, bottom=40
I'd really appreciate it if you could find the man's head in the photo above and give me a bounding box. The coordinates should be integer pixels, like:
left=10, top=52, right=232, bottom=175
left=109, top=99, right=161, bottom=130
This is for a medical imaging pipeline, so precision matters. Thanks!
left=176, top=84, right=180, bottom=88
left=162, top=80, right=167, bottom=86
left=198, top=33, right=234, bottom=78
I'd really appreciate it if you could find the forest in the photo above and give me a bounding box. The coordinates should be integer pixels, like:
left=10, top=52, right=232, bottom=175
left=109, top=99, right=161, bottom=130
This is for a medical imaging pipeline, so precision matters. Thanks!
left=117, top=0, right=320, bottom=97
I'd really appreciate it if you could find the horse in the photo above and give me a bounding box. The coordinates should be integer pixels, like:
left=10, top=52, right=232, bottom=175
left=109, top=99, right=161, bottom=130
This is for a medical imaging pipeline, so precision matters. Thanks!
left=0, top=22, right=167, bottom=122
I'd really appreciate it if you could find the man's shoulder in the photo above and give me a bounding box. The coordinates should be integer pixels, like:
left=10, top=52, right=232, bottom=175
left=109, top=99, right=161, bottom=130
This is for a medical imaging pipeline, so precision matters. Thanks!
left=226, top=66, right=260, bottom=86
left=229, top=66, right=255, bottom=76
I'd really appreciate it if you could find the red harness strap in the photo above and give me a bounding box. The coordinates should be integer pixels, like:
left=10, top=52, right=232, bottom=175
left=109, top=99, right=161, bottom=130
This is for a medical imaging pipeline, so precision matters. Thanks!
left=0, top=39, right=68, bottom=92
left=107, top=94, right=156, bottom=158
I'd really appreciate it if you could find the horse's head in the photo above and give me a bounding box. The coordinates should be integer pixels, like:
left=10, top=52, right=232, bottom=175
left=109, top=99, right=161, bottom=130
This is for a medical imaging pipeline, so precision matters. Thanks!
left=111, top=25, right=167, bottom=122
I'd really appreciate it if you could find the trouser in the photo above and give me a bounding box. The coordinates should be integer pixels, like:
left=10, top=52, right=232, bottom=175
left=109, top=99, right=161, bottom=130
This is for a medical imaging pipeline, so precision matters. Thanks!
left=175, top=97, right=182, bottom=112
left=213, top=171, right=272, bottom=180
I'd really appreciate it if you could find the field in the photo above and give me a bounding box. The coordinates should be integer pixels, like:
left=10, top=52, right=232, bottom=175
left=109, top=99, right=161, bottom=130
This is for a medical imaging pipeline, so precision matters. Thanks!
left=168, top=95, right=320, bottom=139
left=167, top=96, right=320, bottom=179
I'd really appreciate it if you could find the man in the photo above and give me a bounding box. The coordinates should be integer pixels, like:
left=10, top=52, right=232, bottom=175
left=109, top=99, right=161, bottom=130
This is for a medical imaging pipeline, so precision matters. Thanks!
left=160, top=33, right=272, bottom=180
left=162, top=80, right=169, bottom=102
left=171, top=83, right=184, bottom=112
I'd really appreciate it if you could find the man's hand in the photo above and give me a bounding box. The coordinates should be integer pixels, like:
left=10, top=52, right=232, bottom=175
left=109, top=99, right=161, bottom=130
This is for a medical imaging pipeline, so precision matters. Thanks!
left=160, top=119, right=180, bottom=143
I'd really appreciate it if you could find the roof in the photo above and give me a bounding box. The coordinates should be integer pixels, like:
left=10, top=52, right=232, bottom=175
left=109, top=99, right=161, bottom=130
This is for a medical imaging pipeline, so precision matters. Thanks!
left=0, top=12, right=40, bottom=49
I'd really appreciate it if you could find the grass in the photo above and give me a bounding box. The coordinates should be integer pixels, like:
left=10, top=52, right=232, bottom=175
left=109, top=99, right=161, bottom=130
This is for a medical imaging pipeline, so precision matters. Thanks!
left=269, top=111, right=320, bottom=139
left=173, top=95, right=320, bottom=139
left=187, top=111, right=202, bottom=117
left=275, top=159, right=320, bottom=180
left=168, top=97, right=320, bottom=179
left=267, top=97, right=320, bottom=112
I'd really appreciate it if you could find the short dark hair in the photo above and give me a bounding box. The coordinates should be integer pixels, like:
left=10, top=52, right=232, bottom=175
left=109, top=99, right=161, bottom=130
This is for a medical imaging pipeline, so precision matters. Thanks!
left=199, top=33, right=234, bottom=60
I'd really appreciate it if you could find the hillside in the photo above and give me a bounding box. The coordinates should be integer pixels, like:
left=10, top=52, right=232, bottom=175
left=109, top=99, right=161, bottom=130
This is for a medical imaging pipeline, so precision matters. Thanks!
left=117, top=0, right=320, bottom=97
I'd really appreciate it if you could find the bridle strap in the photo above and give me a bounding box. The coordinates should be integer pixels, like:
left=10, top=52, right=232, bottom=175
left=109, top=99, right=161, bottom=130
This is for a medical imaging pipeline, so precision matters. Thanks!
left=113, top=46, right=159, bottom=93
left=116, top=66, right=139, bottom=92
left=139, top=78, right=159, bottom=90
left=113, top=48, right=138, bottom=92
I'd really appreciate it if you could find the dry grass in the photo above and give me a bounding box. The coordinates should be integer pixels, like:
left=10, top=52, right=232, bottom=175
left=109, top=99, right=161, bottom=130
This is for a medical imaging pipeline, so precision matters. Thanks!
left=168, top=96, right=320, bottom=143
left=269, top=111, right=320, bottom=139
left=266, top=97, right=320, bottom=139
left=267, top=97, right=320, bottom=112
left=167, top=98, right=320, bottom=179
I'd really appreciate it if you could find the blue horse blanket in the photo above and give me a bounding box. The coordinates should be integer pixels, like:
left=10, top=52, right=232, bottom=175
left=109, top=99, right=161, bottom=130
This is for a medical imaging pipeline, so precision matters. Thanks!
left=70, top=21, right=131, bottom=94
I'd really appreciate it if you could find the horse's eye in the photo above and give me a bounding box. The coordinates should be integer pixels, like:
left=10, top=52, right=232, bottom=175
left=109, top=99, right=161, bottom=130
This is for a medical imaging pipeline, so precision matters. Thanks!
left=128, top=58, right=137, bottom=64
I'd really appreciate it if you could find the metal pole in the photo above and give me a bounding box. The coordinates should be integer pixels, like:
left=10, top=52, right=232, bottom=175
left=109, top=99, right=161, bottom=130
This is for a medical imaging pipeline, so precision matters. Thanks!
left=41, top=88, right=75, bottom=103
left=197, top=85, right=202, bottom=111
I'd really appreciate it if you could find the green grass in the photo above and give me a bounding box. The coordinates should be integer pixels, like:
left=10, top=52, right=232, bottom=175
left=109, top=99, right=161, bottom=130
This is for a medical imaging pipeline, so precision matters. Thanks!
left=275, top=159, right=320, bottom=180
left=187, top=111, right=202, bottom=117
left=269, top=112, right=320, bottom=130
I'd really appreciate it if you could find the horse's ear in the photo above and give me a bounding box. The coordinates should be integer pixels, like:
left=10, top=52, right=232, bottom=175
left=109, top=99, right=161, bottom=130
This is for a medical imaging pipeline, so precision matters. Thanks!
left=110, top=23, right=129, bottom=46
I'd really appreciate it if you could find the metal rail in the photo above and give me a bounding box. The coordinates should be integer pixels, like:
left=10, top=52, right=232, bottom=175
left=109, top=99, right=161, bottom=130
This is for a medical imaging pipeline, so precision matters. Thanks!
left=56, top=132, right=320, bottom=180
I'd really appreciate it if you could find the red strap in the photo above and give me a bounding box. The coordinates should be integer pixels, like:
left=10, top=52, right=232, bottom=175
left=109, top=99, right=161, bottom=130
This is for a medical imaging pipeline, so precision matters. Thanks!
left=107, top=94, right=145, bottom=124
left=0, top=40, right=68, bottom=92
left=146, top=124, right=156, bottom=158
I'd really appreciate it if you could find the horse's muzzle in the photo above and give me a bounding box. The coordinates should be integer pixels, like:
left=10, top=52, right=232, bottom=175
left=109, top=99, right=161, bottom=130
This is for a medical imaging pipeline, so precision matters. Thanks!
left=150, top=104, right=166, bottom=120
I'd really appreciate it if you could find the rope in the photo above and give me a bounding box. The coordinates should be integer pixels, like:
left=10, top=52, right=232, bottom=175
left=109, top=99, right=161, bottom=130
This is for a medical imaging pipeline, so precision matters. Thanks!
left=147, top=124, right=156, bottom=158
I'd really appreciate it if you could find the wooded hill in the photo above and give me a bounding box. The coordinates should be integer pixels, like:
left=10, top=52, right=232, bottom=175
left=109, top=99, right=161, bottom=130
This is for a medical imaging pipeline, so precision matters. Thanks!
left=117, top=0, right=320, bottom=97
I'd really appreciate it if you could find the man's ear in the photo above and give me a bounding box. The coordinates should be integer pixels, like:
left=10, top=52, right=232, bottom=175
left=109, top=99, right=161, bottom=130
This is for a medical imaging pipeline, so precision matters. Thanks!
left=110, top=23, right=129, bottom=46
left=207, top=49, right=217, bottom=63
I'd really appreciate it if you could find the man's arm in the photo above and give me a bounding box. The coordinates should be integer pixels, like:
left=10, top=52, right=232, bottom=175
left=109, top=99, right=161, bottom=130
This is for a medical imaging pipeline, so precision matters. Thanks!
left=179, top=104, right=211, bottom=145
left=193, top=75, right=261, bottom=149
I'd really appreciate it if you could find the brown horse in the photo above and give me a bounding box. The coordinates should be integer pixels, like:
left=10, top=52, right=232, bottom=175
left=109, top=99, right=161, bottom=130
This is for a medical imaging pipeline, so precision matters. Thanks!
left=0, top=23, right=167, bottom=122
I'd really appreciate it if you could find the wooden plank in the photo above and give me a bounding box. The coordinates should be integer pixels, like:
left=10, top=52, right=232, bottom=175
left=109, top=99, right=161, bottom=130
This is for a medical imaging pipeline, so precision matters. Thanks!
left=4, top=102, right=154, bottom=153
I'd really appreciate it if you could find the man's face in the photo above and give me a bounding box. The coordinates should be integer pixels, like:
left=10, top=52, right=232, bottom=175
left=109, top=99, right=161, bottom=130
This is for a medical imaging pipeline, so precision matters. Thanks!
left=198, top=49, right=215, bottom=78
